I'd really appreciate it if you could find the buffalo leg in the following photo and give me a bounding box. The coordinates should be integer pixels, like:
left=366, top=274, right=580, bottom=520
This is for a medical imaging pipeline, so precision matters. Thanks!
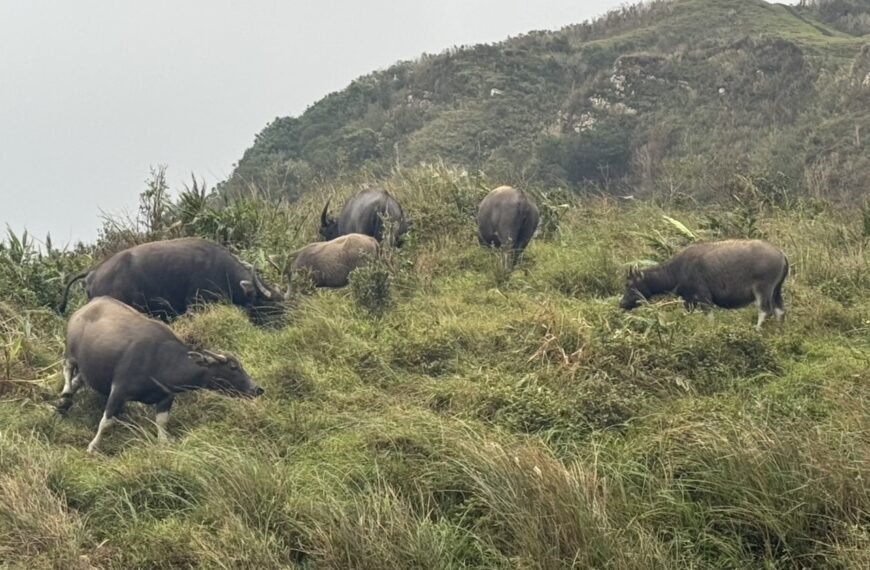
left=684, top=292, right=713, bottom=317
left=57, top=360, right=83, bottom=414
left=772, top=282, right=786, bottom=327
left=754, top=287, right=776, bottom=331
left=154, top=396, right=175, bottom=442
left=511, top=248, right=523, bottom=267
left=87, top=388, right=124, bottom=454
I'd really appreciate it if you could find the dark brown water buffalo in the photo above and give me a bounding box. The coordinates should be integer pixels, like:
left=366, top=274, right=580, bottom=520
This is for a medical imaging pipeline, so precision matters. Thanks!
left=476, top=185, right=540, bottom=265
left=59, top=237, right=284, bottom=323
left=286, top=233, right=379, bottom=291
left=59, top=297, right=262, bottom=453
left=320, top=188, right=407, bottom=246
left=620, top=239, right=789, bottom=329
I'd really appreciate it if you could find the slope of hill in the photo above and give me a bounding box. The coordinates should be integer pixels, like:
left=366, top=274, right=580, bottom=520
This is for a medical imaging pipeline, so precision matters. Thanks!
left=1, top=166, right=869, bottom=568
left=222, top=0, right=870, bottom=203
left=796, top=0, right=870, bottom=36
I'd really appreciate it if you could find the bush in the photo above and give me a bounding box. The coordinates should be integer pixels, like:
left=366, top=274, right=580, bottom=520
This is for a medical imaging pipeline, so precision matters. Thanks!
left=349, top=256, right=392, bottom=316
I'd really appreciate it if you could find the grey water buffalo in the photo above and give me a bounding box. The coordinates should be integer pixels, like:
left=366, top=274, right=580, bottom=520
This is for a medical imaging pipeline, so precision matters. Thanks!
left=620, top=239, right=789, bottom=329
left=286, top=233, right=379, bottom=290
left=320, top=188, right=407, bottom=246
left=59, top=297, right=262, bottom=453
left=476, top=186, right=540, bottom=265
left=59, top=237, right=284, bottom=323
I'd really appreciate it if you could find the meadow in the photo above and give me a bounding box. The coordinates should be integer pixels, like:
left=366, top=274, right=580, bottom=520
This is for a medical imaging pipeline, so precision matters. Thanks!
left=0, top=166, right=868, bottom=569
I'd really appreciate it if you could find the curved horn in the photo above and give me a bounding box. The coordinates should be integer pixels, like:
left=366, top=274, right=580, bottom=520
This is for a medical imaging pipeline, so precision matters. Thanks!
left=202, top=349, right=228, bottom=363
left=251, top=267, right=273, bottom=299
left=320, top=199, right=331, bottom=226
left=267, top=255, right=282, bottom=273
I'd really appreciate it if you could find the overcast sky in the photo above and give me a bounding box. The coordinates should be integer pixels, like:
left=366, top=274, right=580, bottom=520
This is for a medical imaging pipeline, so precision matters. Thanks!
left=0, top=1, right=790, bottom=245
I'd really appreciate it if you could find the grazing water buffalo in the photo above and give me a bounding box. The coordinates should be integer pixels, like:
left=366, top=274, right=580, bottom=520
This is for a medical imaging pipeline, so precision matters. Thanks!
left=286, top=233, right=379, bottom=290
left=59, top=238, right=284, bottom=323
left=320, top=188, right=407, bottom=246
left=620, top=239, right=789, bottom=329
left=476, top=186, right=540, bottom=265
left=59, top=297, right=262, bottom=453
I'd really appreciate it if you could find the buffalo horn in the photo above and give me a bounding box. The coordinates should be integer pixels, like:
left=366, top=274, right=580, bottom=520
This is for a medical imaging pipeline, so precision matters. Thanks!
left=202, top=349, right=228, bottom=363
left=251, top=267, right=272, bottom=299
left=320, top=199, right=331, bottom=226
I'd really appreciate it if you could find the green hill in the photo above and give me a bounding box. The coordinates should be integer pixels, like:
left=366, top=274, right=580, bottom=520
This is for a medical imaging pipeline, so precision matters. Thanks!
left=223, top=0, right=870, bottom=203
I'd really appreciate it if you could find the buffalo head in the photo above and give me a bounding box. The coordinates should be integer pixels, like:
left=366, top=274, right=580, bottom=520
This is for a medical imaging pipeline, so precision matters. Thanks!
left=188, top=350, right=263, bottom=398
left=319, top=200, right=339, bottom=241
left=620, top=265, right=650, bottom=310
left=240, top=267, right=286, bottom=324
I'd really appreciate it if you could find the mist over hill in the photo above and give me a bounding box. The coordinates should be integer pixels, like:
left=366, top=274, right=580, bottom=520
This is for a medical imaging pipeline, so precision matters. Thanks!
left=221, top=0, right=870, bottom=203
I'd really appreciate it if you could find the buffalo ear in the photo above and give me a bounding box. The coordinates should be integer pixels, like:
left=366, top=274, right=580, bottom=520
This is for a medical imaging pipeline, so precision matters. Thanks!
left=188, top=351, right=217, bottom=367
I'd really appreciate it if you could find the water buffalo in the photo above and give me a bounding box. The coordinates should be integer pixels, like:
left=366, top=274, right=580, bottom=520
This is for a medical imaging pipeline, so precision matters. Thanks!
left=476, top=186, right=540, bottom=265
left=320, top=188, right=407, bottom=246
left=286, top=233, right=379, bottom=291
left=59, top=237, right=284, bottom=323
left=620, top=239, right=789, bottom=329
left=59, top=297, right=262, bottom=453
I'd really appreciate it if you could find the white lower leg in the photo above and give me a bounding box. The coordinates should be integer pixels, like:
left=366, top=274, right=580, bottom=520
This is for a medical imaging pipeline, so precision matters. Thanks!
left=87, top=412, right=115, bottom=453
left=62, top=361, right=73, bottom=392
left=60, top=375, right=82, bottom=398
left=155, top=411, right=170, bottom=442
left=774, top=308, right=785, bottom=321
left=756, top=311, right=768, bottom=330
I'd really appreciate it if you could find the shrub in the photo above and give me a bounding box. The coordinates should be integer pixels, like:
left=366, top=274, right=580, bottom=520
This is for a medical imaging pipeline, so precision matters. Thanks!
left=349, top=256, right=392, bottom=316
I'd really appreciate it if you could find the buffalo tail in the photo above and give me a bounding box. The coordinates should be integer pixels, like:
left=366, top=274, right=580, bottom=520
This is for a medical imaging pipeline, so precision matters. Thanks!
left=58, top=270, right=89, bottom=314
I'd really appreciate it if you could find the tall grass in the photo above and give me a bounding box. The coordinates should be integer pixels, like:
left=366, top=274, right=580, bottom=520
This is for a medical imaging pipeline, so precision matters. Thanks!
left=0, top=166, right=868, bottom=568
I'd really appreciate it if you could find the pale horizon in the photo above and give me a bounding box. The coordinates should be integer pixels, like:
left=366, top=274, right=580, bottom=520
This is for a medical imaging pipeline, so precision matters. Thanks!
left=0, top=0, right=796, bottom=245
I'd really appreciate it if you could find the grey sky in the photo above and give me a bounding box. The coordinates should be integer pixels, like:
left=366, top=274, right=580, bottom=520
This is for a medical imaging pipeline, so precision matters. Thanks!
left=0, top=1, right=787, bottom=244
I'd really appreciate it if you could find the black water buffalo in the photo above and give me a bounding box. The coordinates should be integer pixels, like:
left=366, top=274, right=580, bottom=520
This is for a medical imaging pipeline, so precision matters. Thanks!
left=59, top=238, right=284, bottom=323
left=59, top=297, right=262, bottom=453
left=476, top=186, right=540, bottom=265
left=286, top=233, right=379, bottom=291
left=320, top=188, right=407, bottom=246
left=620, top=239, right=789, bottom=329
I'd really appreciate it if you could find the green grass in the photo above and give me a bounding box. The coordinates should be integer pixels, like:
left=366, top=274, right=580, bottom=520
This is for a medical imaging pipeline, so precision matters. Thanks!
left=1, top=167, right=869, bottom=568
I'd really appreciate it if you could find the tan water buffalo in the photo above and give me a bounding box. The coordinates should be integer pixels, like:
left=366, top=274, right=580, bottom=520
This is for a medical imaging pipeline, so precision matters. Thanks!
left=286, top=233, right=379, bottom=290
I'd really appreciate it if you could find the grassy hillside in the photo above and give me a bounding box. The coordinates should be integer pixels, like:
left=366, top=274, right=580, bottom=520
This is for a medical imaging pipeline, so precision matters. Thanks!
left=796, top=0, right=870, bottom=36
left=1, top=166, right=868, bottom=568
left=222, top=0, right=870, bottom=204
